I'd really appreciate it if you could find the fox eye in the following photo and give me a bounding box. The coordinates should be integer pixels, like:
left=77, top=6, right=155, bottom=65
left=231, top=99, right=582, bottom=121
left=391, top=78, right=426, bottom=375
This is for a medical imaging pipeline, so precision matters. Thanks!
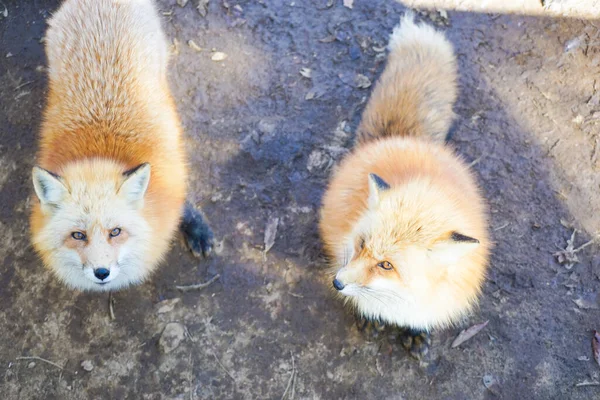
left=377, top=261, right=393, bottom=270
left=109, top=228, right=121, bottom=237
left=71, top=231, right=86, bottom=241
left=360, top=239, right=366, bottom=250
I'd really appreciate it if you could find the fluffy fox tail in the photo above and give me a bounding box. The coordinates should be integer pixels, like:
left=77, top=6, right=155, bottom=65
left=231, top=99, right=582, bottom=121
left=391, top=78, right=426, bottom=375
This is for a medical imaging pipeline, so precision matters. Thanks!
left=356, top=13, right=458, bottom=144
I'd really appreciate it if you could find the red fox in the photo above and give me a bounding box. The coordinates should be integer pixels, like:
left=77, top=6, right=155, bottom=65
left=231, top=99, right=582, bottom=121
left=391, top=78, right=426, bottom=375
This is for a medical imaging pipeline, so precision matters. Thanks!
left=30, top=0, right=213, bottom=292
left=319, top=14, right=490, bottom=358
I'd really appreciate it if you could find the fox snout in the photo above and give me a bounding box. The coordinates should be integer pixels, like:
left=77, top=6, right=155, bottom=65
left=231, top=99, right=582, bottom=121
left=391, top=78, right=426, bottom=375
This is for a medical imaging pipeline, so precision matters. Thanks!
left=333, top=265, right=363, bottom=292
left=93, top=267, right=110, bottom=281
left=332, top=278, right=345, bottom=291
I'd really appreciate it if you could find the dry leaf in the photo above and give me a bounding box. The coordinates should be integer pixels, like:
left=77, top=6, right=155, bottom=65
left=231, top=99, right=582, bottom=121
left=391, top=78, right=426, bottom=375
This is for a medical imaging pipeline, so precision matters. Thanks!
left=211, top=52, right=228, bottom=61
left=354, top=74, right=371, bottom=89
left=553, top=229, right=598, bottom=270
left=451, top=320, right=489, bottom=348
left=188, top=40, right=202, bottom=52
left=197, top=0, right=209, bottom=17
left=300, top=68, right=312, bottom=79
left=305, top=87, right=325, bottom=101
left=264, top=217, right=279, bottom=253
left=155, top=298, right=181, bottom=314
left=318, top=36, right=336, bottom=43
left=177, top=0, right=189, bottom=6
left=593, top=330, right=600, bottom=368
left=573, top=293, right=599, bottom=310
left=343, top=0, right=354, bottom=9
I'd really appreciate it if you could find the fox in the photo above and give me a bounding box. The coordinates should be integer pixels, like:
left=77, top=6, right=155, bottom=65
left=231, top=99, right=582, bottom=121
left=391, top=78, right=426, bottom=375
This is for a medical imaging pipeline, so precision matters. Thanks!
left=30, top=0, right=213, bottom=292
left=319, top=14, right=490, bottom=358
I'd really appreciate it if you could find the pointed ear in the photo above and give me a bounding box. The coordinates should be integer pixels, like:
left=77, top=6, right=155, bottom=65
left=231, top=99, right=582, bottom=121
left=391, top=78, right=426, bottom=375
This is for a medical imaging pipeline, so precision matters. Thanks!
left=430, top=232, right=480, bottom=264
left=368, top=173, right=390, bottom=208
left=32, top=166, right=68, bottom=207
left=119, top=163, right=151, bottom=207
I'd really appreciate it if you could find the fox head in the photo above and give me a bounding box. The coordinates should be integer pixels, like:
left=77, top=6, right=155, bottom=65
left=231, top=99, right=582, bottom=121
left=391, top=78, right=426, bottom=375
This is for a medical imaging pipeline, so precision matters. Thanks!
left=31, top=160, right=154, bottom=291
left=332, top=173, right=486, bottom=328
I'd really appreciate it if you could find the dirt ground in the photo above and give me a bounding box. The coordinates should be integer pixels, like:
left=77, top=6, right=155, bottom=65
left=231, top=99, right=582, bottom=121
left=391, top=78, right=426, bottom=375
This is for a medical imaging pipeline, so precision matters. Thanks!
left=1, top=0, right=600, bottom=399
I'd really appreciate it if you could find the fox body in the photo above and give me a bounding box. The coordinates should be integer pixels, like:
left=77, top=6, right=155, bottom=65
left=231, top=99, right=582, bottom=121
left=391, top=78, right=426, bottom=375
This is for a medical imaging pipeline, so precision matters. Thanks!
left=320, top=15, right=490, bottom=332
left=31, top=0, right=212, bottom=291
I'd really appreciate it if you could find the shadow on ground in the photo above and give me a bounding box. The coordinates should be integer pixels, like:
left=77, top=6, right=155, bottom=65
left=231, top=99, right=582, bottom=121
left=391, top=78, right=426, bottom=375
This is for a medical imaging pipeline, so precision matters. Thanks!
left=0, top=1, right=599, bottom=399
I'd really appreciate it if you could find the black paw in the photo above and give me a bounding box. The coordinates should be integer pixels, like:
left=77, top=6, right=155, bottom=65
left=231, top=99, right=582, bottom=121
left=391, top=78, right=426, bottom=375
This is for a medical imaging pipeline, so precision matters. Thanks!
left=397, top=328, right=431, bottom=360
left=356, top=315, right=386, bottom=340
left=180, top=202, right=214, bottom=258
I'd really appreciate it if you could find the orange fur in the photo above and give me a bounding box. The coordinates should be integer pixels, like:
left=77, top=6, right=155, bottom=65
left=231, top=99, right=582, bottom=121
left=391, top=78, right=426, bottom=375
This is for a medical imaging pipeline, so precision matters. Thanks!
left=320, top=15, right=490, bottom=330
left=30, top=0, right=187, bottom=290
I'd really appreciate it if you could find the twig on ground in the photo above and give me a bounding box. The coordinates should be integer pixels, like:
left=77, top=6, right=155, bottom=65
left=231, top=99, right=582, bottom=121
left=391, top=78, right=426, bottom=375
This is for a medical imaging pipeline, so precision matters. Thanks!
left=281, top=352, right=297, bottom=400
left=553, top=229, right=599, bottom=269
left=575, top=380, right=600, bottom=387
left=493, top=222, right=509, bottom=231
left=468, top=155, right=484, bottom=168
left=16, top=356, right=64, bottom=370
left=176, top=274, right=220, bottom=292
left=109, top=292, right=116, bottom=320
left=211, top=351, right=235, bottom=382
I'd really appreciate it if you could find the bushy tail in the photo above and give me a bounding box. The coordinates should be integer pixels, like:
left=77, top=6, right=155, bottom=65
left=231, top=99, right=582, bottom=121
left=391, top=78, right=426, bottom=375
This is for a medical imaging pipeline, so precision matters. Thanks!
left=356, top=12, right=458, bottom=144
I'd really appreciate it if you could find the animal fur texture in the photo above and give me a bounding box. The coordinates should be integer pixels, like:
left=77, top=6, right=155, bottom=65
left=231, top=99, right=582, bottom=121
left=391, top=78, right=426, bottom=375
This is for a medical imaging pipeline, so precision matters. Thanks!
left=319, top=14, right=490, bottom=331
left=30, top=0, right=194, bottom=291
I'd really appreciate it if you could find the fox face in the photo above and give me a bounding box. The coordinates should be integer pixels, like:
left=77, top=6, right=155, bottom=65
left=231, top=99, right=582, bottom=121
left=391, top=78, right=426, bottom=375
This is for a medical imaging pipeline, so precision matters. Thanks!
left=332, top=173, right=484, bottom=328
left=31, top=160, right=154, bottom=291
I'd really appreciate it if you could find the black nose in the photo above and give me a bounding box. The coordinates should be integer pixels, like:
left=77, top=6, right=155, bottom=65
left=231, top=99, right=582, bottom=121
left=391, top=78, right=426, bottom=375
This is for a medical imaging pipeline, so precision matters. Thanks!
left=94, top=268, right=110, bottom=280
left=333, top=279, right=345, bottom=291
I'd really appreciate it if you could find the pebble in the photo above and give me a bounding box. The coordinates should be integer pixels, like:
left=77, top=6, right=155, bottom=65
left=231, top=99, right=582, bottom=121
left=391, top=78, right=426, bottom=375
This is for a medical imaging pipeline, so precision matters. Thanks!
left=81, top=360, right=94, bottom=372
left=159, top=323, right=186, bottom=354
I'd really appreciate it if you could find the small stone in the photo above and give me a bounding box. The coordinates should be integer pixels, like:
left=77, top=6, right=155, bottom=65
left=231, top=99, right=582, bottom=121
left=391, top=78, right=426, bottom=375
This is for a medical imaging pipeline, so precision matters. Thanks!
left=257, top=119, right=277, bottom=135
left=211, top=52, right=228, bottom=61
left=354, top=74, right=371, bottom=89
left=349, top=45, right=361, bottom=60
left=177, top=0, right=189, bottom=6
left=81, top=360, right=94, bottom=371
left=307, top=150, right=331, bottom=172
left=27, top=362, right=36, bottom=369
left=159, top=323, right=186, bottom=354
left=155, top=298, right=181, bottom=314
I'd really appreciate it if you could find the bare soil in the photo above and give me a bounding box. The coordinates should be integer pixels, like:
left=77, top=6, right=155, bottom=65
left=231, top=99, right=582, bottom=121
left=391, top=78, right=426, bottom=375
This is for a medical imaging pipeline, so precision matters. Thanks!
left=1, top=1, right=599, bottom=399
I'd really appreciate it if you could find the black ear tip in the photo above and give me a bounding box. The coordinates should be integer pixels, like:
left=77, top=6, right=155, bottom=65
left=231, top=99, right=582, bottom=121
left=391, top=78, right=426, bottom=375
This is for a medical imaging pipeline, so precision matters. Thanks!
left=32, top=166, right=62, bottom=180
left=451, top=232, right=479, bottom=243
left=369, top=173, right=391, bottom=190
left=123, top=163, right=151, bottom=177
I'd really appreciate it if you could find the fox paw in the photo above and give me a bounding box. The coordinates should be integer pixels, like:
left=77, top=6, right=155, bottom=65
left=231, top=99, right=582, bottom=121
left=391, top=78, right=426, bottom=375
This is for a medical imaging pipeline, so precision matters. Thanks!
left=180, top=202, right=214, bottom=258
left=356, top=316, right=386, bottom=340
left=397, top=328, right=431, bottom=360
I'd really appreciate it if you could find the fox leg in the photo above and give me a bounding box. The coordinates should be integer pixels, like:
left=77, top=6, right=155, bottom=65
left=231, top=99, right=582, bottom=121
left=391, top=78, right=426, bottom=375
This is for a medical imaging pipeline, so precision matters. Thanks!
left=180, top=202, right=214, bottom=258
left=397, top=328, right=431, bottom=360
left=355, top=315, right=386, bottom=340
